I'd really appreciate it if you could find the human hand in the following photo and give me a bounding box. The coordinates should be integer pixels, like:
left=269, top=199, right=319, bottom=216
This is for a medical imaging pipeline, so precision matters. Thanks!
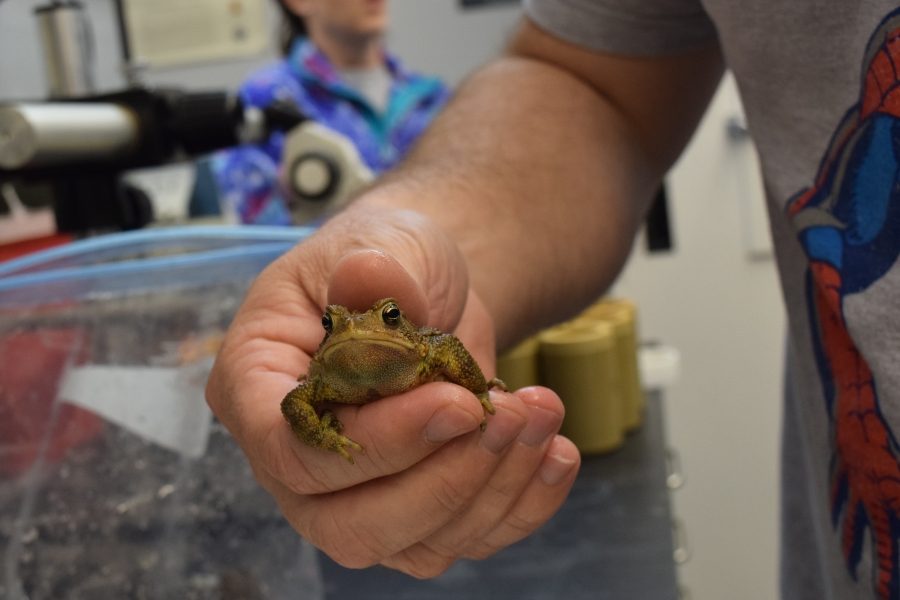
left=206, top=207, right=580, bottom=577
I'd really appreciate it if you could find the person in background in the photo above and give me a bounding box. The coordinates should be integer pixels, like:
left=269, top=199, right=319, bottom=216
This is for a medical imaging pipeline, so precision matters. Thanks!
left=211, top=0, right=449, bottom=225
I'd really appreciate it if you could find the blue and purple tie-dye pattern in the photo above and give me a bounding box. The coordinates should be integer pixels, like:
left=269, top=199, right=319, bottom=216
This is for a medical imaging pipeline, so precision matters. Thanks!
left=211, top=38, right=449, bottom=225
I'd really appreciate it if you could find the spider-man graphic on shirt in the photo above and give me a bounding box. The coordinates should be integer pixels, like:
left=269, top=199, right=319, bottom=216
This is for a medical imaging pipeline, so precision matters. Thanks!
left=787, top=8, right=900, bottom=598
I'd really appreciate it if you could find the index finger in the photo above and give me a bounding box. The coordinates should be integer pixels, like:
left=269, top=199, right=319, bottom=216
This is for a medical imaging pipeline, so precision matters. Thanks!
left=209, top=352, right=489, bottom=494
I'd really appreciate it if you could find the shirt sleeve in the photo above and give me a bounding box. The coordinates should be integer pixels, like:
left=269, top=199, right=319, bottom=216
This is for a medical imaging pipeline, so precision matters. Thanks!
left=523, top=0, right=719, bottom=56
left=209, top=145, right=292, bottom=226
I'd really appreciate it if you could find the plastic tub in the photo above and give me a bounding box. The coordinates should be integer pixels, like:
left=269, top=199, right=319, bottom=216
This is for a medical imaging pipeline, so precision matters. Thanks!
left=0, top=226, right=326, bottom=599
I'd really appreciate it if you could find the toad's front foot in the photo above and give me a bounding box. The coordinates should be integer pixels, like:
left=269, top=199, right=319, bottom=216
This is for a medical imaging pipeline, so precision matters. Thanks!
left=477, top=377, right=507, bottom=431
left=281, top=389, right=364, bottom=463
left=319, top=410, right=364, bottom=463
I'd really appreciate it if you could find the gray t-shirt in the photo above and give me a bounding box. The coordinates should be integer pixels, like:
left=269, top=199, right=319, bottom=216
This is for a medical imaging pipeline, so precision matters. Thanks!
left=524, top=1, right=900, bottom=598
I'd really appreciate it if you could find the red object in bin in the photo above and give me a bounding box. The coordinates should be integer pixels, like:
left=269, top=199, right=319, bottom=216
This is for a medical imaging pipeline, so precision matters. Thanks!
left=0, top=329, right=104, bottom=475
left=0, top=233, right=73, bottom=263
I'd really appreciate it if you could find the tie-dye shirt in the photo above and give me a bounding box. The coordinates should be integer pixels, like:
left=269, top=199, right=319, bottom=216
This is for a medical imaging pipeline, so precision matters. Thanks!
left=211, top=38, right=449, bottom=225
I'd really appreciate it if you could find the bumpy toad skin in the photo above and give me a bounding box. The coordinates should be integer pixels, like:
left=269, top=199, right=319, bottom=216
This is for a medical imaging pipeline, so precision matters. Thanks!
left=281, top=298, right=505, bottom=462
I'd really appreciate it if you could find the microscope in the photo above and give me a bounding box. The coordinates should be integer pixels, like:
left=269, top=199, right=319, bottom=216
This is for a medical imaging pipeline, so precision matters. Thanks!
left=0, top=1, right=371, bottom=235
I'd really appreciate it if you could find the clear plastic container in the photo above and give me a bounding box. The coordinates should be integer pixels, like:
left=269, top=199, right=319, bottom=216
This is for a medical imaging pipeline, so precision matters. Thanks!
left=0, top=226, right=326, bottom=600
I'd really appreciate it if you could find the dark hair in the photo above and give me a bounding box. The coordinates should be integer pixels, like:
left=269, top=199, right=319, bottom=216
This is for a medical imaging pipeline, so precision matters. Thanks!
left=276, top=1, right=306, bottom=55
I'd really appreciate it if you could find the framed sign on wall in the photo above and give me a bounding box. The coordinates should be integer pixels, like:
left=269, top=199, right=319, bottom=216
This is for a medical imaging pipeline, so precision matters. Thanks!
left=117, top=0, right=269, bottom=68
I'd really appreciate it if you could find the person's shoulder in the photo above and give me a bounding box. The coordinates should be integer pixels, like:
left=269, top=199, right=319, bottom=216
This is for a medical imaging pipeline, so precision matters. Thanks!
left=239, top=60, right=305, bottom=108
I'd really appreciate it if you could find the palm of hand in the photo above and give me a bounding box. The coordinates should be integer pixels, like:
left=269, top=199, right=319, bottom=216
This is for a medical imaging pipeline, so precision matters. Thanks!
left=206, top=211, right=578, bottom=577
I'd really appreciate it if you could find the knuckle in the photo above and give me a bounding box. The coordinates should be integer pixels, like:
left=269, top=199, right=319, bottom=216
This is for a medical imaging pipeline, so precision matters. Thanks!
left=461, top=509, right=544, bottom=561
left=500, top=508, right=540, bottom=538
left=428, top=472, right=473, bottom=515
left=204, top=367, right=233, bottom=421
left=259, top=425, right=333, bottom=495
left=463, top=540, right=503, bottom=561
left=203, top=375, right=218, bottom=411
left=325, top=549, right=381, bottom=570
left=361, top=437, right=397, bottom=472
left=405, top=559, right=454, bottom=580
left=308, top=512, right=385, bottom=569
left=390, top=546, right=456, bottom=580
left=484, top=475, right=521, bottom=504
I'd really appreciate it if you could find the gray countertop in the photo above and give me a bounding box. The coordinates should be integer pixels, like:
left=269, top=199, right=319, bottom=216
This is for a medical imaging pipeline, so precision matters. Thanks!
left=319, top=392, right=679, bottom=600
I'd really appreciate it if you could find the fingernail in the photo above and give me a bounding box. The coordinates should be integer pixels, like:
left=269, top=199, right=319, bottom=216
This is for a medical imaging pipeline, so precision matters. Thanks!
left=425, top=405, right=481, bottom=444
left=539, top=447, right=578, bottom=486
left=480, top=410, right=527, bottom=455
left=517, top=406, right=562, bottom=447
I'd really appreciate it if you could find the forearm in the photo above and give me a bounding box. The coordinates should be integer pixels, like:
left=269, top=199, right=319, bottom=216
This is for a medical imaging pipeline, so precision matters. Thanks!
left=356, top=58, right=656, bottom=346
left=346, top=19, right=722, bottom=347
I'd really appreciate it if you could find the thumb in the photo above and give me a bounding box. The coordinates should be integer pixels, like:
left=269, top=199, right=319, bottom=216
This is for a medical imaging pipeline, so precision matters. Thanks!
left=324, top=209, right=470, bottom=331
left=328, top=250, right=430, bottom=325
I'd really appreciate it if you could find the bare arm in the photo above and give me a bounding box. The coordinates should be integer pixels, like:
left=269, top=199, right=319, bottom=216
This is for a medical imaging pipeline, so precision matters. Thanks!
left=206, top=16, right=725, bottom=578
left=356, top=18, right=724, bottom=346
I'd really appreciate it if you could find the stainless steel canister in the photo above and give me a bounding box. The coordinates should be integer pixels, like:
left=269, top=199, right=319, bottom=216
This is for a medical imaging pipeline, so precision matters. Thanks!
left=34, top=1, right=95, bottom=98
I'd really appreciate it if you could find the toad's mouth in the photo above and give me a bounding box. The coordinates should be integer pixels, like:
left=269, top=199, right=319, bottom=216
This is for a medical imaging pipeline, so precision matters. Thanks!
left=320, top=333, right=416, bottom=360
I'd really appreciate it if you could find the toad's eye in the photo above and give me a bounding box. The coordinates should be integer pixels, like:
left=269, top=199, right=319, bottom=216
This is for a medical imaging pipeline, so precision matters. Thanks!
left=322, top=312, right=333, bottom=332
left=382, top=303, right=401, bottom=326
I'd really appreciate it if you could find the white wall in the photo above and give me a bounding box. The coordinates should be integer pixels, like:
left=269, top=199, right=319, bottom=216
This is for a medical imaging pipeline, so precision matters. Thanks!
left=387, top=0, right=521, bottom=86
left=613, top=74, right=785, bottom=599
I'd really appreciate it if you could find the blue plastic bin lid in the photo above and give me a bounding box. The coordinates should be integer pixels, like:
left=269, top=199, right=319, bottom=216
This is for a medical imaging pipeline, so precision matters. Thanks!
left=0, top=225, right=313, bottom=308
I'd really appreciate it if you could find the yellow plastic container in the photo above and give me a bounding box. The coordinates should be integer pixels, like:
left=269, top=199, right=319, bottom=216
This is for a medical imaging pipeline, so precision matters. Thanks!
left=496, top=335, right=540, bottom=391
left=580, top=298, right=644, bottom=432
left=538, top=320, right=624, bottom=454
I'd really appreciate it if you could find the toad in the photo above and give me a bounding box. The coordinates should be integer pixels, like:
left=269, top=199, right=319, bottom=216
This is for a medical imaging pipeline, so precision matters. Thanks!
left=281, top=298, right=505, bottom=462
